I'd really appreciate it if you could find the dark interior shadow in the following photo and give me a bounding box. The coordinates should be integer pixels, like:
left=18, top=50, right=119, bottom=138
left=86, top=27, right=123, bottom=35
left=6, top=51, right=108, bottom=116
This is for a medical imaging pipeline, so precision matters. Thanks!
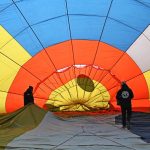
left=115, top=112, right=150, bottom=143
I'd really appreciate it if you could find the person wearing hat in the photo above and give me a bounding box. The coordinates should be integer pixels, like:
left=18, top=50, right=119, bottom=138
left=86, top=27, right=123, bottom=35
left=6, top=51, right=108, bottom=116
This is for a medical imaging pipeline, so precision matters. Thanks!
left=24, top=86, right=34, bottom=106
left=116, top=82, right=134, bottom=129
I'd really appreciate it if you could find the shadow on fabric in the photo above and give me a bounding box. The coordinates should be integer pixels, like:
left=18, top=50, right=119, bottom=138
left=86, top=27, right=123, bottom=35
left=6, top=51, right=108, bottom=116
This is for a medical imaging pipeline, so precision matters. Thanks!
left=115, top=112, right=150, bottom=143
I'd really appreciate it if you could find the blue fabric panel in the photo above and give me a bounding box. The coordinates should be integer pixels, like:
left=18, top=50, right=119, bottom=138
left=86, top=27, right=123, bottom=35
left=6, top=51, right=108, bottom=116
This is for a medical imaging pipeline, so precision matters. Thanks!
left=15, top=0, right=66, bottom=25
left=0, top=4, right=42, bottom=55
left=0, top=5, right=27, bottom=35
left=0, top=0, right=23, bottom=12
left=135, top=0, right=150, bottom=7
left=32, top=16, right=70, bottom=48
left=67, top=0, right=111, bottom=16
left=70, top=15, right=105, bottom=40
left=0, top=3, right=11, bottom=13
left=109, top=0, right=150, bottom=32
left=15, top=28, right=43, bottom=55
left=0, top=0, right=11, bottom=5
left=101, top=18, right=140, bottom=51
left=0, top=0, right=150, bottom=55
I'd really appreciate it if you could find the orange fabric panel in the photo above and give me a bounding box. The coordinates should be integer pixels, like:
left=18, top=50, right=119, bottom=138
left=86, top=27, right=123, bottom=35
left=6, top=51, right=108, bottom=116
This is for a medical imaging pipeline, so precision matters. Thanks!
left=100, top=73, right=118, bottom=88
left=126, top=75, right=149, bottom=99
left=6, top=68, right=39, bottom=112
left=132, top=99, right=150, bottom=113
left=33, top=66, right=119, bottom=109
left=6, top=40, right=149, bottom=112
left=23, top=50, right=56, bottom=80
left=46, top=40, right=74, bottom=69
left=41, top=66, right=118, bottom=93
left=6, top=93, right=24, bottom=112
left=111, top=53, right=141, bottom=81
left=95, top=42, right=124, bottom=69
left=92, top=69, right=108, bottom=82
left=109, top=86, right=121, bottom=100
left=111, top=53, right=149, bottom=100
left=6, top=50, right=56, bottom=112
left=34, top=97, right=47, bottom=109
left=110, top=77, right=149, bottom=109
left=34, top=86, right=52, bottom=108
left=100, top=74, right=120, bottom=100
left=111, top=99, right=150, bottom=113
left=40, top=66, right=119, bottom=98
left=73, top=40, right=98, bottom=64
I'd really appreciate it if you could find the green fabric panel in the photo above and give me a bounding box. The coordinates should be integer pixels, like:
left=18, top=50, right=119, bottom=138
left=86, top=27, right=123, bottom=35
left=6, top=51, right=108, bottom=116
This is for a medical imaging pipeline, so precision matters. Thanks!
left=0, top=104, right=47, bottom=150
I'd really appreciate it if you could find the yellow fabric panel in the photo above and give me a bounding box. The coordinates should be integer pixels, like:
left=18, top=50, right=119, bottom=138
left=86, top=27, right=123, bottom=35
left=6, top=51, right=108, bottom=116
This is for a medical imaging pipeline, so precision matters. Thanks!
left=0, top=104, right=47, bottom=149
left=0, top=92, right=8, bottom=113
left=0, top=26, right=31, bottom=113
left=144, top=71, right=150, bottom=99
left=0, top=26, right=31, bottom=64
left=46, top=79, right=110, bottom=111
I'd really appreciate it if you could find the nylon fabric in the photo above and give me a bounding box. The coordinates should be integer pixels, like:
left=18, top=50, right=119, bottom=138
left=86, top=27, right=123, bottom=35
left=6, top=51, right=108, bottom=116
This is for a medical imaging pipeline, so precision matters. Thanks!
left=0, top=104, right=47, bottom=149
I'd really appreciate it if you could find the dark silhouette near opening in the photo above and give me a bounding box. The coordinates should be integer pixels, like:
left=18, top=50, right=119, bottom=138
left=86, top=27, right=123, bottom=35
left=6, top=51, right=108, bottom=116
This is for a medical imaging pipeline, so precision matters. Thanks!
left=116, top=82, right=134, bottom=129
left=24, top=86, right=34, bottom=106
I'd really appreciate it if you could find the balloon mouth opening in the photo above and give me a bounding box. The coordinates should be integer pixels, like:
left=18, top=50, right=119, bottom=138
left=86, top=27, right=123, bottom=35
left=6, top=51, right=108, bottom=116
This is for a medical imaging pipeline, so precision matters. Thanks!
left=46, top=99, right=110, bottom=112
left=34, top=64, right=120, bottom=112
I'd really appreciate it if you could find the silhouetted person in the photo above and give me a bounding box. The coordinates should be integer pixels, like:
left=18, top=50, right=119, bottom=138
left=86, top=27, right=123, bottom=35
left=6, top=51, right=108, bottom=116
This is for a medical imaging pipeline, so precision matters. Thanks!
left=116, top=82, right=134, bottom=129
left=24, top=86, right=34, bottom=106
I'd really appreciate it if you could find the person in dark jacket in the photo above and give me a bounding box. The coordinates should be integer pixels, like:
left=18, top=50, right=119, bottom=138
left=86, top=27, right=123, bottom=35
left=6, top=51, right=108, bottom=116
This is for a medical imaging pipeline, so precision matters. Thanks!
left=116, top=82, right=134, bottom=129
left=24, top=86, right=34, bottom=106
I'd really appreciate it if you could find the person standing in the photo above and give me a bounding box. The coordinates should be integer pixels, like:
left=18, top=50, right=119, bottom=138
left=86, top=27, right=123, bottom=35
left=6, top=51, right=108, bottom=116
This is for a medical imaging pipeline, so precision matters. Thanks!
left=116, top=82, right=134, bottom=129
left=24, top=86, right=34, bottom=106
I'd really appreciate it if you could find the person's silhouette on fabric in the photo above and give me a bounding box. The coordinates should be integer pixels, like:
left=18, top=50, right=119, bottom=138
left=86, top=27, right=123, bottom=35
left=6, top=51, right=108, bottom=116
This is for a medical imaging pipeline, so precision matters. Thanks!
left=116, top=82, right=134, bottom=129
left=24, top=86, right=34, bottom=106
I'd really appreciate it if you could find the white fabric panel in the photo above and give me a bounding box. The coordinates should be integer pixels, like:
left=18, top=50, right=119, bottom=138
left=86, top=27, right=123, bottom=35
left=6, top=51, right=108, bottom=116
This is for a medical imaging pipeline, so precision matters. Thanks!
left=127, top=25, right=150, bottom=72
